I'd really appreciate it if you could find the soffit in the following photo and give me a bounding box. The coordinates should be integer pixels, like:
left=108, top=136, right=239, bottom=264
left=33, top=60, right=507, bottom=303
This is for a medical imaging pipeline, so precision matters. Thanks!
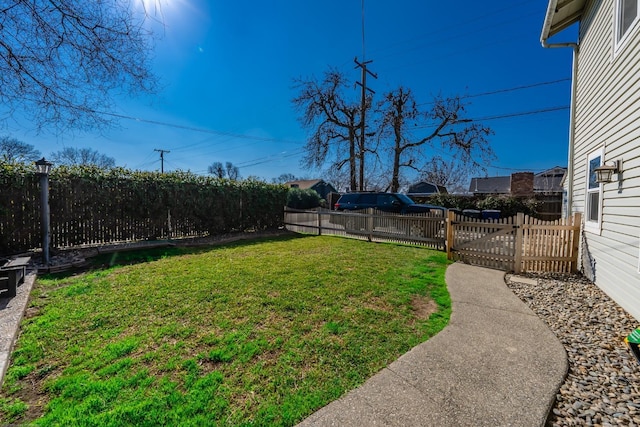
left=541, top=0, right=587, bottom=41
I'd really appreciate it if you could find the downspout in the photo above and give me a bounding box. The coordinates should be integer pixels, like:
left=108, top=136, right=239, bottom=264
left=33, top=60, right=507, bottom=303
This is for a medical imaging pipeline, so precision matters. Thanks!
left=541, top=39, right=578, bottom=217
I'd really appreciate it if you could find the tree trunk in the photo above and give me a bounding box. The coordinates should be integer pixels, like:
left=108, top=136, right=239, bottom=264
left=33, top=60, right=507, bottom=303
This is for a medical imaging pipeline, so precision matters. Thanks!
left=391, top=146, right=401, bottom=192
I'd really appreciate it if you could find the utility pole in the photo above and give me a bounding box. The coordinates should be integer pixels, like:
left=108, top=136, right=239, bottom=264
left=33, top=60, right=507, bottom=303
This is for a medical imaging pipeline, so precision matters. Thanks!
left=154, top=149, right=170, bottom=174
left=354, top=57, right=377, bottom=191
left=153, top=148, right=172, bottom=239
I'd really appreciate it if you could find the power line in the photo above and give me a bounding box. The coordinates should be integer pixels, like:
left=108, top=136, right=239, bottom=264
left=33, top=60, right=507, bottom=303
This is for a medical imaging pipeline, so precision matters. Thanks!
left=415, top=78, right=571, bottom=107
left=412, top=105, right=569, bottom=130
left=486, top=164, right=554, bottom=173
left=93, top=110, right=302, bottom=145
left=80, top=79, right=568, bottom=155
left=461, top=78, right=571, bottom=100
left=472, top=105, right=570, bottom=121
left=214, top=105, right=571, bottom=170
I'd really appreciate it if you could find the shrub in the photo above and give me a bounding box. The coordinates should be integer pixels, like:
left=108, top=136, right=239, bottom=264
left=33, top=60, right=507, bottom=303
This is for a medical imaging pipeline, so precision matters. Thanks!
left=421, top=193, right=540, bottom=218
left=286, top=188, right=322, bottom=209
left=424, top=194, right=476, bottom=210
left=475, top=195, right=540, bottom=217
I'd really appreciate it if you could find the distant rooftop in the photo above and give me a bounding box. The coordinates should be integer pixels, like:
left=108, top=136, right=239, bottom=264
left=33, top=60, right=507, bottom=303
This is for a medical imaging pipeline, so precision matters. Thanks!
left=469, top=167, right=566, bottom=194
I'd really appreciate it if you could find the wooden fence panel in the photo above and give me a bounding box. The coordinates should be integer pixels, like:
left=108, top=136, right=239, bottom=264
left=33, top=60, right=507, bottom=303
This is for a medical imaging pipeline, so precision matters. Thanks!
left=284, top=208, right=581, bottom=274
left=448, top=213, right=518, bottom=272
left=284, top=208, right=447, bottom=250
left=448, top=211, right=581, bottom=273
left=520, top=213, right=581, bottom=273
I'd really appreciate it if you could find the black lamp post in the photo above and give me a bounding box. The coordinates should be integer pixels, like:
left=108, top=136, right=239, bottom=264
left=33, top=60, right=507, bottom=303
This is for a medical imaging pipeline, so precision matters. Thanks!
left=35, top=157, right=53, bottom=265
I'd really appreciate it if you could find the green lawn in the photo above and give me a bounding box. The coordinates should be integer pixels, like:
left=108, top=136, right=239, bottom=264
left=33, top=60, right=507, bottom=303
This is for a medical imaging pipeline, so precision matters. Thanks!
left=0, top=234, right=450, bottom=426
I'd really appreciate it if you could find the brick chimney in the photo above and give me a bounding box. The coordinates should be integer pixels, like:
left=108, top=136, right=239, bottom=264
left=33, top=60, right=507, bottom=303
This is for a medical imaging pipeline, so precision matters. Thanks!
left=510, top=172, right=534, bottom=196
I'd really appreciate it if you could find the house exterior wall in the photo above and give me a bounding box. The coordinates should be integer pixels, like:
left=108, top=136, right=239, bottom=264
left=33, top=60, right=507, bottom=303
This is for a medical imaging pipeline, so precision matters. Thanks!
left=570, top=0, right=640, bottom=320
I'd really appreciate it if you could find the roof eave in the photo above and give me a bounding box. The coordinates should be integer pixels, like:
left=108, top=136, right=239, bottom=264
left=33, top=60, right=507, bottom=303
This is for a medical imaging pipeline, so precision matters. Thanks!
left=541, top=0, right=559, bottom=42
left=541, top=0, right=586, bottom=42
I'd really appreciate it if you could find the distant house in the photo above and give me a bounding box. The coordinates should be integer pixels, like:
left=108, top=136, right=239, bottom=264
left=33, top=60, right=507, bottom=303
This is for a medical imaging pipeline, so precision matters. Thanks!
left=468, top=176, right=511, bottom=195
left=533, top=166, right=566, bottom=194
left=541, top=0, right=640, bottom=321
left=406, top=181, right=447, bottom=197
left=468, top=168, right=567, bottom=196
left=284, top=179, right=337, bottom=200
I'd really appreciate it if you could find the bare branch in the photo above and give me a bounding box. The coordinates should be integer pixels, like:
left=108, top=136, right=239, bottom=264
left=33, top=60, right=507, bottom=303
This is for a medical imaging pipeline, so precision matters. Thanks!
left=292, top=69, right=365, bottom=190
left=0, top=0, right=158, bottom=132
left=377, top=88, right=495, bottom=192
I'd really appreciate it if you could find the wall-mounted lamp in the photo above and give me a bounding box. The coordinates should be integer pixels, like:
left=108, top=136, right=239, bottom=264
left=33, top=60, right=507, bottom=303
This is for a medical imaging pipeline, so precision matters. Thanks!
left=594, top=159, right=622, bottom=184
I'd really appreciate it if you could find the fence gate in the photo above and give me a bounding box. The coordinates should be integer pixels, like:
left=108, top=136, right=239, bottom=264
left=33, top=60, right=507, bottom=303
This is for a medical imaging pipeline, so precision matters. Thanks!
left=447, top=212, right=582, bottom=274
left=447, top=212, right=519, bottom=272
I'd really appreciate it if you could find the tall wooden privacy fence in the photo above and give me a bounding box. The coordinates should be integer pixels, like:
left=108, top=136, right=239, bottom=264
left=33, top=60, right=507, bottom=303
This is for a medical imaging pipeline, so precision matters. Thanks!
left=0, top=165, right=287, bottom=254
left=285, top=208, right=582, bottom=273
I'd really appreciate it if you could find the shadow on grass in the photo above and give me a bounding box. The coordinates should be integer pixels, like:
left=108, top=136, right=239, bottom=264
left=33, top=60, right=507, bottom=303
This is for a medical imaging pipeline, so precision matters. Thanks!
left=39, top=232, right=311, bottom=280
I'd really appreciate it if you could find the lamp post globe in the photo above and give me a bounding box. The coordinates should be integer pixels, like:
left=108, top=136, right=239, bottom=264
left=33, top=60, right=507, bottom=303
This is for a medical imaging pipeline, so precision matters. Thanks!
left=35, top=157, right=53, bottom=175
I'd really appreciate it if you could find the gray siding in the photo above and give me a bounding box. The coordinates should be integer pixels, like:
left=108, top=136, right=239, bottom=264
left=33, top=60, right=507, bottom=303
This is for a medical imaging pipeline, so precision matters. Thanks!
left=572, top=0, right=640, bottom=320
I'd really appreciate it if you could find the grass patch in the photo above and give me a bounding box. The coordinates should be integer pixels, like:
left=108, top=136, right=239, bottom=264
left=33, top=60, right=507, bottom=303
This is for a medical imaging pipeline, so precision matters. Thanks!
left=0, top=235, right=450, bottom=426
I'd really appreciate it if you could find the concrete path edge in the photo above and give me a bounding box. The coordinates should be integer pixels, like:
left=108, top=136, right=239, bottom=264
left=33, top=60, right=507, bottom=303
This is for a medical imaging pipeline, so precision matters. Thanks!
left=298, top=263, right=569, bottom=426
left=0, top=270, right=36, bottom=386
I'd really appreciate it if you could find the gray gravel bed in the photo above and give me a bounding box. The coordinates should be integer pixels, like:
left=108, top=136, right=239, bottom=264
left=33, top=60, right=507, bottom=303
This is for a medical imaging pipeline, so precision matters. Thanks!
left=506, top=273, right=640, bottom=426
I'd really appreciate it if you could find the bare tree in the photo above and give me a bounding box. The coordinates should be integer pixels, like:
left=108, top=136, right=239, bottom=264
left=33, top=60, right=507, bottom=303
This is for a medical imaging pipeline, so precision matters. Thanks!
left=0, top=1, right=158, bottom=131
left=50, top=147, right=115, bottom=168
left=272, top=173, right=298, bottom=184
left=225, top=161, right=240, bottom=180
left=208, top=161, right=240, bottom=180
left=292, top=70, right=364, bottom=191
left=323, top=165, right=350, bottom=193
left=377, top=87, right=495, bottom=192
left=0, top=136, right=41, bottom=163
left=208, top=162, right=225, bottom=178
left=420, top=156, right=471, bottom=194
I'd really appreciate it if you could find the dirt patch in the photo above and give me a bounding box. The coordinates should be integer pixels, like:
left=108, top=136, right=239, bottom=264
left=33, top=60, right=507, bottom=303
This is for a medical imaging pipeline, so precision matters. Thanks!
left=23, top=307, right=40, bottom=319
left=9, top=369, right=50, bottom=423
left=411, top=295, right=438, bottom=320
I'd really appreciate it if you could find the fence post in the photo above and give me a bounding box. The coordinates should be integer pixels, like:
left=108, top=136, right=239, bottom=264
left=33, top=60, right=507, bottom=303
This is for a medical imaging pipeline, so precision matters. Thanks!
left=446, top=210, right=455, bottom=260
left=367, top=208, right=374, bottom=242
left=571, top=212, right=582, bottom=273
left=317, top=210, right=322, bottom=236
left=514, top=212, right=524, bottom=274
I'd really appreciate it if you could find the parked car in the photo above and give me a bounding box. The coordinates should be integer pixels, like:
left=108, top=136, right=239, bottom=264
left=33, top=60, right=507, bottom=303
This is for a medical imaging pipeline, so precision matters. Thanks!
left=331, top=192, right=445, bottom=238
left=334, top=192, right=445, bottom=214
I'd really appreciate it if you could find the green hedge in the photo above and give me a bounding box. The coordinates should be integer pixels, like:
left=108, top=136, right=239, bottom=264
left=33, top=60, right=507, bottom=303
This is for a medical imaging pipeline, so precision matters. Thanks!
left=418, top=193, right=541, bottom=218
left=0, top=163, right=288, bottom=254
left=286, top=188, right=322, bottom=209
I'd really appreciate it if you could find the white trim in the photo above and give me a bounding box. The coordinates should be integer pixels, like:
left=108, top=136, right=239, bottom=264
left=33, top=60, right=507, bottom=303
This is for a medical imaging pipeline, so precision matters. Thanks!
left=584, top=148, right=604, bottom=234
left=615, top=0, right=640, bottom=54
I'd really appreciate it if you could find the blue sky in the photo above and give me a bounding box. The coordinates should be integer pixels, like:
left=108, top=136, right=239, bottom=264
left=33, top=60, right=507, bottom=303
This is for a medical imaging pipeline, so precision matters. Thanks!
left=8, top=0, right=577, bottom=182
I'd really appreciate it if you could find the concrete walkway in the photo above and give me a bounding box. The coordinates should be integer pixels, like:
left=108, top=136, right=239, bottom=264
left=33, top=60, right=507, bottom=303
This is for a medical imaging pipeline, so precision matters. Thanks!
left=0, top=270, right=36, bottom=385
left=298, top=263, right=568, bottom=426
